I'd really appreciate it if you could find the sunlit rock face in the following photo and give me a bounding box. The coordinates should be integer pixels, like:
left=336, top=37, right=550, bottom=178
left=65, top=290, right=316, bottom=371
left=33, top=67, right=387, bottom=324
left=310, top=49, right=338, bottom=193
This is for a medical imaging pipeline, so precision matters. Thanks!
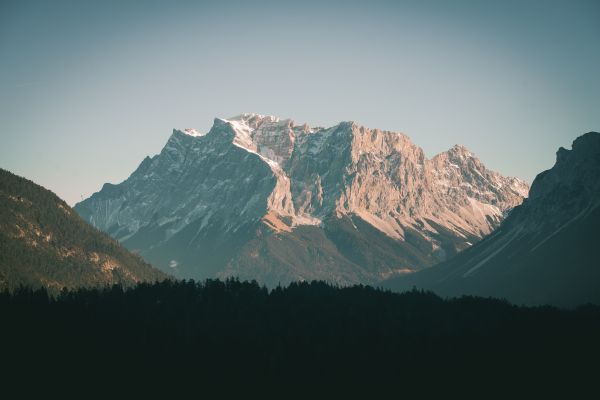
left=75, top=113, right=528, bottom=286
left=383, top=132, right=600, bottom=307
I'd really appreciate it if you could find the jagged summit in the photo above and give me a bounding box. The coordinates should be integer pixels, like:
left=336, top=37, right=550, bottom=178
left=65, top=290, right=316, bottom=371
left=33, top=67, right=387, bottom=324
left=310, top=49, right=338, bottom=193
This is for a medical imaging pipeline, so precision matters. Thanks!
left=560, top=131, right=600, bottom=162
left=75, top=114, right=529, bottom=286
left=553, top=132, right=600, bottom=165
left=572, top=130, right=600, bottom=147
left=180, top=128, right=205, bottom=137
left=384, top=131, right=600, bottom=306
left=226, top=112, right=282, bottom=124
left=445, top=144, right=474, bottom=157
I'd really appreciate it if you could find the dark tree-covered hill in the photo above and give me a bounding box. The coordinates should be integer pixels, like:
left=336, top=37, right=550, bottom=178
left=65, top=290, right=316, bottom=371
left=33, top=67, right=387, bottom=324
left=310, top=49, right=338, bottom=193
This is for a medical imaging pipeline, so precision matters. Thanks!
left=2, top=279, right=598, bottom=396
left=0, top=168, right=167, bottom=291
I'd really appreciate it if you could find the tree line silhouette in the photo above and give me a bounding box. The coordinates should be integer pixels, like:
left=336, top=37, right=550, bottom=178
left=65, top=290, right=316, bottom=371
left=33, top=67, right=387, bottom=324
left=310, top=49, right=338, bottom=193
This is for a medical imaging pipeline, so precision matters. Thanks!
left=2, top=278, right=599, bottom=395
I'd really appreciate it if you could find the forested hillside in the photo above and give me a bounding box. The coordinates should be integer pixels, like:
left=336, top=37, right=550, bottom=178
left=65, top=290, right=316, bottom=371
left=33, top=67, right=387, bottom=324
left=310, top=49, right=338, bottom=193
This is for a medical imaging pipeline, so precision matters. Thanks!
left=2, top=279, right=598, bottom=395
left=0, top=168, right=166, bottom=291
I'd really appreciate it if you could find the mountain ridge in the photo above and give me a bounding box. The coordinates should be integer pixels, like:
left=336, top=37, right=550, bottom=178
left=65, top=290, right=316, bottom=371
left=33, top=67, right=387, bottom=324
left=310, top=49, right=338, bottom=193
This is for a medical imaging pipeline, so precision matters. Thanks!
left=383, top=131, right=600, bottom=306
left=75, top=113, right=528, bottom=285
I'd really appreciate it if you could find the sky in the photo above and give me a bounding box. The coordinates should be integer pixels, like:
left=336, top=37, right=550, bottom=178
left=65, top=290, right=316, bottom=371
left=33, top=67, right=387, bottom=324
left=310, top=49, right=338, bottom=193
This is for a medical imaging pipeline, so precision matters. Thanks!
left=1, top=0, right=599, bottom=205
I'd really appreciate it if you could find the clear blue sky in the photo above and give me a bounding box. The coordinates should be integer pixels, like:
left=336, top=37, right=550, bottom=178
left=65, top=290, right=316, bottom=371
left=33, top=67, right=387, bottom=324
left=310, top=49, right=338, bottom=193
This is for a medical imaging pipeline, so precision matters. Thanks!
left=1, top=0, right=599, bottom=205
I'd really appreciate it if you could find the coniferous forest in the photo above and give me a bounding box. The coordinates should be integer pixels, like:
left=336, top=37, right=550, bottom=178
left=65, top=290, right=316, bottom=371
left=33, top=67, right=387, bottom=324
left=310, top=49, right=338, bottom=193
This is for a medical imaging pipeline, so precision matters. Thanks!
left=2, top=279, right=599, bottom=396
left=0, top=168, right=165, bottom=291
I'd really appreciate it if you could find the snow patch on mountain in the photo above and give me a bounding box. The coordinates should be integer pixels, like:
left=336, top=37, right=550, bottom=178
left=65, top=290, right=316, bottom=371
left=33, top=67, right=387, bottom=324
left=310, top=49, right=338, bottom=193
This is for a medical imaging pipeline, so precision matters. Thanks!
left=181, top=128, right=205, bottom=137
left=75, top=113, right=530, bottom=283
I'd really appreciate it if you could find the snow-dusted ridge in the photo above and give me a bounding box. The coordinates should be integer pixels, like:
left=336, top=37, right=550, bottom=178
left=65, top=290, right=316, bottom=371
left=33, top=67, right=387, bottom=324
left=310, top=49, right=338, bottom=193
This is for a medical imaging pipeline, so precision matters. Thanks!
left=180, top=128, right=206, bottom=137
left=167, top=113, right=529, bottom=240
left=75, top=113, right=530, bottom=285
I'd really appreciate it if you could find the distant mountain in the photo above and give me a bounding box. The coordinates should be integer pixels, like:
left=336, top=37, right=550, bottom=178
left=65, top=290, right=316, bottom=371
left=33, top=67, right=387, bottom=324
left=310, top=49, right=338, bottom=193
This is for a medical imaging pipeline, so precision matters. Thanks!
left=383, top=132, right=600, bottom=307
left=75, top=114, right=528, bottom=286
left=0, top=168, right=167, bottom=292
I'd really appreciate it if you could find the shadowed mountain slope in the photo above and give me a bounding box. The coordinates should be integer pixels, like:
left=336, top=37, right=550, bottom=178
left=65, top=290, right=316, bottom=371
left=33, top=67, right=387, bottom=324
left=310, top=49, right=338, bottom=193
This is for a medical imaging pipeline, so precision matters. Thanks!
left=0, top=168, right=167, bottom=292
left=383, top=132, right=600, bottom=307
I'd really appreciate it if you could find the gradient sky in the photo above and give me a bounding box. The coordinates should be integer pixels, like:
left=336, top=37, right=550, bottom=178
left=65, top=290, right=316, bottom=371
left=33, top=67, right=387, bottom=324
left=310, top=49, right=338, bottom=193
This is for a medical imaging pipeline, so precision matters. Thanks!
left=1, top=0, right=599, bottom=205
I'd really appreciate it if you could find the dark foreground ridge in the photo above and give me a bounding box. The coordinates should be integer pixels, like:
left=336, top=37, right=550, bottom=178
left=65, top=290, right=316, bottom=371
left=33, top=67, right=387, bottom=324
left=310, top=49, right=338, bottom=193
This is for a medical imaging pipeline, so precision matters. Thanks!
left=2, top=279, right=599, bottom=395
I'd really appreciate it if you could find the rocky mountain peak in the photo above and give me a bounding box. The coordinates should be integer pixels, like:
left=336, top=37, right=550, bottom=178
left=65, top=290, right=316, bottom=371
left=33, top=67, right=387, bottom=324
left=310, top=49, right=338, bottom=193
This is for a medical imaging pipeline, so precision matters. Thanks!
left=553, top=131, right=600, bottom=165
left=75, top=114, right=529, bottom=285
left=383, top=131, right=600, bottom=307
left=228, top=112, right=281, bottom=127
left=572, top=131, right=600, bottom=152
left=448, top=143, right=474, bottom=156
left=528, top=131, right=600, bottom=205
left=180, top=128, right=205, bottom=137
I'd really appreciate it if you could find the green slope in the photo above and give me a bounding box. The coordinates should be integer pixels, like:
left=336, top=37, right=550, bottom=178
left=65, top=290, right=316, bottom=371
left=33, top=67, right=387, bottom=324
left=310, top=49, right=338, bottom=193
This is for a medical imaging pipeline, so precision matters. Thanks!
left=0, top=168, right=167, bottom=292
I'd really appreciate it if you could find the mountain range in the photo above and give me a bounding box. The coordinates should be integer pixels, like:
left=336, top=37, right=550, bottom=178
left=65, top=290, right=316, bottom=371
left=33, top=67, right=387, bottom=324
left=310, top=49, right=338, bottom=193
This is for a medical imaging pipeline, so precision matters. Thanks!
left=1, top=114, right=597, bottom=306
left=383, top=131, right=600, bottom=306
left=0, top=168, right=166, bottom=292
left=75, top=113, right=528, bottom=286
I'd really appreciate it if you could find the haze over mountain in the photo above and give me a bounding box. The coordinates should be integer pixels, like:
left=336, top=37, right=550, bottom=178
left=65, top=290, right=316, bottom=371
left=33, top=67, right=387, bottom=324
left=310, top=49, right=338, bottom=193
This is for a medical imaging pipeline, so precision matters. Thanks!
left=75, top=114, right=527, bottom=286
left=383, top=132, right=600, bottom=307
left=0, top=168, right=166, bottom=292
